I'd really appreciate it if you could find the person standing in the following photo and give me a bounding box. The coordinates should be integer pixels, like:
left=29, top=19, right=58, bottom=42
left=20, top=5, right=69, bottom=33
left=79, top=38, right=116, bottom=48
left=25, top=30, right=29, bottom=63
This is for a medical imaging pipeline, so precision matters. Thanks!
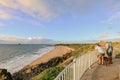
left=106, top=42, right=113, bottom=64
left=95, top=44, right=105, bottom=65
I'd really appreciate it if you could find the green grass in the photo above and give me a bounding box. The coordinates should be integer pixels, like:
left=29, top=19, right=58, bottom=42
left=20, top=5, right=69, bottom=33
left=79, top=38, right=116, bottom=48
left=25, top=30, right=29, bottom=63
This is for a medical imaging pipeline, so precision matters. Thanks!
left=31, top=66, right=64, bottom=80
left=69, top=44, right=94, bottom=57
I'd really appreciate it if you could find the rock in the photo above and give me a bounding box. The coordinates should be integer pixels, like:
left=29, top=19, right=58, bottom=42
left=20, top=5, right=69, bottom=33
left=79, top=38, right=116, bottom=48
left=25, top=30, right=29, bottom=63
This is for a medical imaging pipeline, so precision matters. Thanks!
left=0, top=69, right=13, bottom=80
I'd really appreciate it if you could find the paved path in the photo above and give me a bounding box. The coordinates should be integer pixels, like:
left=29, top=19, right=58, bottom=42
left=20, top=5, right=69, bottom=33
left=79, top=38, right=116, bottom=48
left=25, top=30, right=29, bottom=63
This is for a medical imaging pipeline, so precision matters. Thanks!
left=81, top=58, right=120, bottom=80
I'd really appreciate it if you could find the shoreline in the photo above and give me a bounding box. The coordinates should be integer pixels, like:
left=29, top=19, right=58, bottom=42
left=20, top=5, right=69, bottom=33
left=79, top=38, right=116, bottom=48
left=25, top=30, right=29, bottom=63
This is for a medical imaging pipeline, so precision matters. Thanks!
left=28, top=45, right=74, bottom=67
left=0, top=46, right=54, bottom=74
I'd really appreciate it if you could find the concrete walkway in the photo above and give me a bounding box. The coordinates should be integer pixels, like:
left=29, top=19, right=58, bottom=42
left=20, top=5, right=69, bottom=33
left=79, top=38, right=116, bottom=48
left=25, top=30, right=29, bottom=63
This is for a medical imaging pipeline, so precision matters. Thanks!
left=81, top=58, right=120, bottom=80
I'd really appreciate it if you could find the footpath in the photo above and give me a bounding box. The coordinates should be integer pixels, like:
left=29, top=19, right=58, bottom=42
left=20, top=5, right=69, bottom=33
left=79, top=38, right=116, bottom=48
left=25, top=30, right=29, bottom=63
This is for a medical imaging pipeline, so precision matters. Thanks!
left=81, top=58, right=120, bottom=80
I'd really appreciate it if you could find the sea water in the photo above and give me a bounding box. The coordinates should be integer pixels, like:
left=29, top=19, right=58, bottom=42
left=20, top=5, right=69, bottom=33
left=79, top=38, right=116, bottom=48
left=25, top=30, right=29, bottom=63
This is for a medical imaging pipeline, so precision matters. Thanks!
left=0, top=44, right=54, bottom=73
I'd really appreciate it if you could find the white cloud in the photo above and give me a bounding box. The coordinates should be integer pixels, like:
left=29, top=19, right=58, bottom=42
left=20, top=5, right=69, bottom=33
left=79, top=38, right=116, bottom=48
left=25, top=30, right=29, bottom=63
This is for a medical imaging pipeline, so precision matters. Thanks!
left=27, top=37, right=43, bottom=40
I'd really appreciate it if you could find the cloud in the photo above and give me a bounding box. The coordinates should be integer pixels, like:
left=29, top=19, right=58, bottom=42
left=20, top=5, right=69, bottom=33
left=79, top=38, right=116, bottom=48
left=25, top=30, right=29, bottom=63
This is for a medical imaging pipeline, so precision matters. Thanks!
left=107, top=12, right=120, bottom=23
left=0, top=9, right=11, bottom=19
left=0, top=0, right=53, bottom=20
left=117, top=32, right=120, bottom=35
left=0, top=0, right=120, bottom=22
left=104, top=1, right=120, bottom=24
left=0, top=36, right=22, bottom=41
left=0, top=35, right=56, bottom=44
left=0, top=36, right=43, bottom=41
left=99, top=32, right=109, bottom=38
left=27, top=37, right=43, bottom=40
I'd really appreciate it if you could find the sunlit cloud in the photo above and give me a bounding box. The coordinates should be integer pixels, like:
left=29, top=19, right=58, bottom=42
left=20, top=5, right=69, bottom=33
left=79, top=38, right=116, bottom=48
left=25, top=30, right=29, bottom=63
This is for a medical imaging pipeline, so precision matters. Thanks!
left=0, top=36, right=22, bottom=41
left=0, top=0, right=120, bottom=20
left=0, top=9, right=11, bottom=19
left=0, top=36, right=43, bottom=41
left=0, top=0, right=53, bottom=20
left=99, top=32, right=109, bottom=38
left=0, top=35, right=56, bottom=44
left=0, top=0, right=120, bottom=28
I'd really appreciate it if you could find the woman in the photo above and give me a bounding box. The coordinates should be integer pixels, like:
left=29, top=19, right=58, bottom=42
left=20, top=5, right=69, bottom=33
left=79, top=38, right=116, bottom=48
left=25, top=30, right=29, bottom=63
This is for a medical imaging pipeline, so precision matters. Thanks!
left=95, top=44, right=105, bottom=65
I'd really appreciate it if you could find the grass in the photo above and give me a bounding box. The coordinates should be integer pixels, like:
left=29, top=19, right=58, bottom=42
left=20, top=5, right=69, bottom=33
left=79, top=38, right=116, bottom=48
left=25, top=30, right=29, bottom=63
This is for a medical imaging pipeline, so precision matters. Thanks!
left=31, top=66, right=64, bottom=80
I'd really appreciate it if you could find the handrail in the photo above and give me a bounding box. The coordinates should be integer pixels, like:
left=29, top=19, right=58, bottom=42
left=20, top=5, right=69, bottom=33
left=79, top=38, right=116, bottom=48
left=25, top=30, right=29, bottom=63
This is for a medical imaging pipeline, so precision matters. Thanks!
left=119, top=65, right=120, bottom=80
left=54, top=51, right=97, bottom=80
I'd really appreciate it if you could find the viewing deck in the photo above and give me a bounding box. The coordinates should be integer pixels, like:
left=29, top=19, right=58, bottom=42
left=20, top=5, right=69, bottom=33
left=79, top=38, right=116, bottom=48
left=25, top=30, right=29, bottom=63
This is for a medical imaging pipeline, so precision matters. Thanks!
left=81, top=58, right=120, bottom=80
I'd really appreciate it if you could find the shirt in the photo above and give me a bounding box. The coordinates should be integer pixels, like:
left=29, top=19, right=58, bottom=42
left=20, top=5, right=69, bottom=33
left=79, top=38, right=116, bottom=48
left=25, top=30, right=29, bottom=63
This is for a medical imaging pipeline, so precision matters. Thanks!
left=95, top=46, right=105, bottom=54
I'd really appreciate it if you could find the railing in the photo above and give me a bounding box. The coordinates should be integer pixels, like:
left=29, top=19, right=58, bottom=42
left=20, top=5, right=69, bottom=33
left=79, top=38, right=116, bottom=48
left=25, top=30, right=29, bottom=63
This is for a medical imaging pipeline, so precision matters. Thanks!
left=54, top=51, right=98, bottom=80
left=119, top=65, right=120, bottom=80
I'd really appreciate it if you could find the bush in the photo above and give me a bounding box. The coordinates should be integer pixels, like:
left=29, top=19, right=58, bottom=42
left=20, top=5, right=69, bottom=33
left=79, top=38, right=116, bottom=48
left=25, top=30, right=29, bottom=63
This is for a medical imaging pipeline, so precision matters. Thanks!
left=31, top=66, right=64, bottom=80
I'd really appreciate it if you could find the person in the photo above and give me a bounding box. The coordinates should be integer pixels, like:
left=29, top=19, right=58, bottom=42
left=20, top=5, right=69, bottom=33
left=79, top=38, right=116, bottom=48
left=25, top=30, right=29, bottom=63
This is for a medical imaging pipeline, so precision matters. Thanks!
left=95, top=44, right=105, bottom=65
left=106, top=42, right=113, bottom=64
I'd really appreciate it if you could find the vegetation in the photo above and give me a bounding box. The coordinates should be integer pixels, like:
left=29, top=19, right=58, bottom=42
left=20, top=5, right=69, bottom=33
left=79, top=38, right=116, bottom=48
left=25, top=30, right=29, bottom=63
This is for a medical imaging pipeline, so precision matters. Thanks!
left=0, top=69, right=13, bottom=80
left=13, top=56, right=64, bottom=80
left=12, top=44, right=95, bottom=80
left=31, top=66, right=64, bottom=80
left=13, top=42, right=120, bottom=80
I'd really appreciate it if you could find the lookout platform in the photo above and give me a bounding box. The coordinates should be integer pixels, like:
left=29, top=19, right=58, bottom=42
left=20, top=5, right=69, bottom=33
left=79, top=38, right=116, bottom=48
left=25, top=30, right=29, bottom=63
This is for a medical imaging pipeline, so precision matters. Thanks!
left=81, top=58, right=120, bottom=80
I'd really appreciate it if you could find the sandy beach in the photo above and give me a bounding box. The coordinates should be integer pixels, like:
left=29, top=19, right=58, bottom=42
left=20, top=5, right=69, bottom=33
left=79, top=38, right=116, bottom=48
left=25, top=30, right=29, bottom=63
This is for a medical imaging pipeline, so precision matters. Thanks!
left=29, top=46, right=74, bottom=67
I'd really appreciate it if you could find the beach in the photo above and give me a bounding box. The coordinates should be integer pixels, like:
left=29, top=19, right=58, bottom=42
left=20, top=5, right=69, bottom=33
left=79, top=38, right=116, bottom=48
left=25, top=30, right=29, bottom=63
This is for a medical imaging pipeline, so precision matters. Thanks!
left=11, top=45, right=75, bottom=80
left=28, top=46, right=74, bottom=67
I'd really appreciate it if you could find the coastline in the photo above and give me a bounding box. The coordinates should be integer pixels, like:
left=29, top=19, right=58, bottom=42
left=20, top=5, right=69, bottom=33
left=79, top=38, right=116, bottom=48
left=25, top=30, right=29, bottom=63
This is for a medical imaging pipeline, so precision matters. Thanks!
left=28, top=45, right=74, bottom=67
left=12, top=45, right=75, bottom=79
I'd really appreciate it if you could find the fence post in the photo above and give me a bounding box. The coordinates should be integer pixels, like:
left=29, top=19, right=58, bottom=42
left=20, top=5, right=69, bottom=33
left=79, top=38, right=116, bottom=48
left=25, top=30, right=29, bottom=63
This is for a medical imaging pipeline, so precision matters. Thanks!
left=73, top=59, right=76, bottom=80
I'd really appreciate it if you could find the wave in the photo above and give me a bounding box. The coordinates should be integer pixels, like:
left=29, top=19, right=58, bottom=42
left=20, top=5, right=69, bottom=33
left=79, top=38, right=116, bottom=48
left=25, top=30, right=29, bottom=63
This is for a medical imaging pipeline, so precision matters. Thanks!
left=0, top=46, right=54, bottom=74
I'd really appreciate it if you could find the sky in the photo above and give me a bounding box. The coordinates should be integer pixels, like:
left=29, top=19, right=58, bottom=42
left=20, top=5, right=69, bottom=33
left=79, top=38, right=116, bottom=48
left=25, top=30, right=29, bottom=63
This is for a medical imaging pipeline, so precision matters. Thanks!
left=0, top=0, right=120, bottom=43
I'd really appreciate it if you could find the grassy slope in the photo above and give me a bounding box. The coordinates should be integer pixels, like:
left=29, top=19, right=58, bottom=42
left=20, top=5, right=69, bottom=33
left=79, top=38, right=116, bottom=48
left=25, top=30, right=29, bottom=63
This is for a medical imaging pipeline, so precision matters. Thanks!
left=31, top=44, right=95, bottom=80
left=31, top=42, right=120, bottom=80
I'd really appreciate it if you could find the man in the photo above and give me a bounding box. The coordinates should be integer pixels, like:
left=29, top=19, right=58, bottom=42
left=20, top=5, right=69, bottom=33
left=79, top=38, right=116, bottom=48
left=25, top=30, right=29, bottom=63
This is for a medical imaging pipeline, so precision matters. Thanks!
left=106, top=42, right=113, bottom=64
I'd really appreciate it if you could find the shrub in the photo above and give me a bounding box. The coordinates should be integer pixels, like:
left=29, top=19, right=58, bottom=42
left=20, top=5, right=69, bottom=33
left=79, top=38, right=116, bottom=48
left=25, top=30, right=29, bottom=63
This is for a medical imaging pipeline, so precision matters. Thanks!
left=31, top=66, right=64, bottom=80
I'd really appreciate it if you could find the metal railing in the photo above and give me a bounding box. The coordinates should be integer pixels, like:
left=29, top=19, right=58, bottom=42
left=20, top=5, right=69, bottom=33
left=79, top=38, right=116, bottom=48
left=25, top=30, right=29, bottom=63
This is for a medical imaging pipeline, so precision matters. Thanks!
left=119, top=65, right=120, bottom=80
left=54, top=51, right=97, bottom=80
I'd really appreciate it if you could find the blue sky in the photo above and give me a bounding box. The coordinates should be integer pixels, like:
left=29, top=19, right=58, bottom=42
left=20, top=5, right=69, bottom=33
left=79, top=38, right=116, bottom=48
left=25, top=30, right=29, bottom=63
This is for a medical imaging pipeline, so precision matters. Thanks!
left=0, top=0, right=120, bottom=42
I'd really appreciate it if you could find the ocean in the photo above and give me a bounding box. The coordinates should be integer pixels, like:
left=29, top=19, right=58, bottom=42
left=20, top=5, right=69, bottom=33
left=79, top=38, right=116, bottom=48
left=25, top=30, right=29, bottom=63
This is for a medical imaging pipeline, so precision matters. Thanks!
left=0, top=44, right=54, bottom=73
